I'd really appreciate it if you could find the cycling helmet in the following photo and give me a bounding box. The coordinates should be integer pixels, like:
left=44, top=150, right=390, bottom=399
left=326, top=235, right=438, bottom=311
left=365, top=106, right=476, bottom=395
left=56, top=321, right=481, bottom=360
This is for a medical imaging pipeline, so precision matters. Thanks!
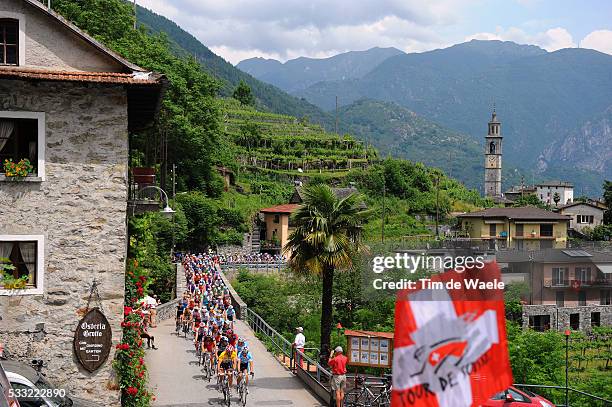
left=220, top=336, right=228, bottom=342
left=241, top=347, right=249, bottom=353
left=238, top=337, right=245, bottom=343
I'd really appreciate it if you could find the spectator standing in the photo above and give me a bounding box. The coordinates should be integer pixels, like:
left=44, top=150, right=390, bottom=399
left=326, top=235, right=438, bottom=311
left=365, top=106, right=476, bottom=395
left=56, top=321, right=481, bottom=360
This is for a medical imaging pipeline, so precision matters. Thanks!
left=328, top=346, right=348, bottom=407
left=293, top=326, right=305, bottom=369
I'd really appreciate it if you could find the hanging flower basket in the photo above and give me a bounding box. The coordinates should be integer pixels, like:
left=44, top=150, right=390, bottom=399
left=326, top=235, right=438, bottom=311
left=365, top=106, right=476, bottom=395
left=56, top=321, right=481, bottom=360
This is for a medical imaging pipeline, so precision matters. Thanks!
left=3, top=158, right=34, bottom=178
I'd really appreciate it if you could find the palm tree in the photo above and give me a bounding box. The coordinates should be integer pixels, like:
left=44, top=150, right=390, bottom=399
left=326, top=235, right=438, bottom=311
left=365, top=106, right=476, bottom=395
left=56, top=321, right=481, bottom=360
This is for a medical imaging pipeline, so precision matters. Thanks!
left=283, top=184, right=371, bottom=365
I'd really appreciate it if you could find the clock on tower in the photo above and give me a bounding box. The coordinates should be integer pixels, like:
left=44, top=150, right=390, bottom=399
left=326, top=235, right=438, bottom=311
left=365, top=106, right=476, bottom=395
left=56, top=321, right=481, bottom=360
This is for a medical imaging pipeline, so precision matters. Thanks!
left=484, top=108, right=502, bottom=197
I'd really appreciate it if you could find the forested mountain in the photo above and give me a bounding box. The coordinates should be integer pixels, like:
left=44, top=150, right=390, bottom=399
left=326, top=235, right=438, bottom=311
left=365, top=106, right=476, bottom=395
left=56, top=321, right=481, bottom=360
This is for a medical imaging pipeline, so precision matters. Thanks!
left=237, top=47, right=404, bottom=93
left=338, top=99, right=482, bottom=188
left=290, top=40, right=612, bottom=194
left=296, top=41, right=612, bottom=161
left=134, top=6, right=610, bottom=194
left=539, top=106, right=612, bottom=186
left=135, top=5, right=332, bottom=127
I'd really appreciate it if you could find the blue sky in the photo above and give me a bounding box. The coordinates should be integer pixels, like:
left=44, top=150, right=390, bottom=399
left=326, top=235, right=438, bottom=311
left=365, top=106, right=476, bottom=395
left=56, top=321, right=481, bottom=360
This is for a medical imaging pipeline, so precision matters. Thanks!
left=138, top=0, right=612, bottom=64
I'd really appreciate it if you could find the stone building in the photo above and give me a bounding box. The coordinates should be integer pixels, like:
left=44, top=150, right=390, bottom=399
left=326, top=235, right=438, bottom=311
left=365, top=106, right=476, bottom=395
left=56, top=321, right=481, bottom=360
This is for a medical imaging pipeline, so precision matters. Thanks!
left=496, top=249, right=612, bottom=331
left=0, top=0, right=164, bottom=404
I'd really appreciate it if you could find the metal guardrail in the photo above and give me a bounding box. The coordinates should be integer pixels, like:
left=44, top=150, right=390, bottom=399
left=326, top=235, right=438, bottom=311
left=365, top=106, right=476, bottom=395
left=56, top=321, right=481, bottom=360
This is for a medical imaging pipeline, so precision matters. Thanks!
left=244, top=308, right=333, bottom=405
left=514, top=384, right=612, bottom=406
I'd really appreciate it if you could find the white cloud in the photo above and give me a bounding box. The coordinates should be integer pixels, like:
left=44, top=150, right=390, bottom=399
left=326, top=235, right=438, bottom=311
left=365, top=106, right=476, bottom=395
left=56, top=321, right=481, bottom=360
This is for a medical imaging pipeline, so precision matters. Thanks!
left=581, top=30, right=612, bottom=55
left=466, top=26, right=575, bottom=52
left=137, top=0, right=472, bottom=64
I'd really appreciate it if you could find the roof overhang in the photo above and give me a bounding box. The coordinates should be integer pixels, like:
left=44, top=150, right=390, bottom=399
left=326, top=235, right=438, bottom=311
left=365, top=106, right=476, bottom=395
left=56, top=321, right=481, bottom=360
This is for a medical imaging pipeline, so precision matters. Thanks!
left=0, top=68, right=167, bottom=131
left=596, top=264, right=612, bottom=274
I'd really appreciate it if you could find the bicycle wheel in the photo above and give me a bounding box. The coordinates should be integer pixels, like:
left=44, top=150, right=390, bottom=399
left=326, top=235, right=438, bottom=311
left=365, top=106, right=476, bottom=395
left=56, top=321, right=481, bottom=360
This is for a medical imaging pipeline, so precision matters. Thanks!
left=224, top=382, right=231, bottom=407
left=240, top=382, right=248, bottom=406
left=344, top=390, right=361, bottom=407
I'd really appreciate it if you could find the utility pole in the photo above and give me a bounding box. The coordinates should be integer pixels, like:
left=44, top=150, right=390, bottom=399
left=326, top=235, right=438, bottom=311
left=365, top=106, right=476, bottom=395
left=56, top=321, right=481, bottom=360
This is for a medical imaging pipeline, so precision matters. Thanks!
left=172, top=163, right=176, bottom=198
left=520, top=175, right=525, bottom=199
left=435, top=174, right=440, bottom=239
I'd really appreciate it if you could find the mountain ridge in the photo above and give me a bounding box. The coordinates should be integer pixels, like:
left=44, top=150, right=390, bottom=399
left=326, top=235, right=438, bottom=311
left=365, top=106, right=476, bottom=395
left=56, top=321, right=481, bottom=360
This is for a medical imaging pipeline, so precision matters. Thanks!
left=237, top=47, right=404, bottom=93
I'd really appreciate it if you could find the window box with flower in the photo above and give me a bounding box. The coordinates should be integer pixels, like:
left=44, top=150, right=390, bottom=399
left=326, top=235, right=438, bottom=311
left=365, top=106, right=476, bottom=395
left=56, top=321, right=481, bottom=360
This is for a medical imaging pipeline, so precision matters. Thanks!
left=3, top=158, right=33, bottom=179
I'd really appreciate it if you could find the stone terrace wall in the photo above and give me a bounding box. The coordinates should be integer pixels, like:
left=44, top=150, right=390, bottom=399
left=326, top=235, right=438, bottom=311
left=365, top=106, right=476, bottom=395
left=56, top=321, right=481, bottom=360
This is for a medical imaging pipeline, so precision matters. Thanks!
left=523, top=304, right=612, bottom=331
left=0, top=79, right=129, bottom=405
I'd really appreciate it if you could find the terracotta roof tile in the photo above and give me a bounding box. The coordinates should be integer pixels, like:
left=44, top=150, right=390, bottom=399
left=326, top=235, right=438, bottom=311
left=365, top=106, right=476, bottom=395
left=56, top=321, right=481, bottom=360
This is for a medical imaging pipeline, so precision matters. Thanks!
left=260, top=204, right=301, bottom=214
left=0, top=68, right=163, bottom=85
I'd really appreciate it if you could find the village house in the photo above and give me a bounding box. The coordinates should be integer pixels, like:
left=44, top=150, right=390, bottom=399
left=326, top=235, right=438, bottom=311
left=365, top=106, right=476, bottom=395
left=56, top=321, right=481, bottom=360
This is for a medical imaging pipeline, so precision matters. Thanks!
left=556, top=201, right=606, bottom=236
left=457, top=207, right=570, bottom=250
left=254, top=186, right=365, bottom=254
left=496, top=249, right=612, bottom=331
left=258, top=203, right=300, bottom=252
left=0, top=0, right=164, bottom=403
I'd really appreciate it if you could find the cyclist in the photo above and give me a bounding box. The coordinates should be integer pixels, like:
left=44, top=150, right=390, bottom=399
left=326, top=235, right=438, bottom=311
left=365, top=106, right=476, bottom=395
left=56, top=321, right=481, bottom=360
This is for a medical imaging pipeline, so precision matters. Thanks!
left=194, top=320, right=206, bottom=352
left=236, top=346, right=254, bottom=389
left=192, top=307, right=202, bottom=333
left=225, top=304, right=235, bottom=329
left=218, top=344, right=237, bottom=389
left=175, top=295, right=188, bottom=331
left=202, top=333, right=217, bottom=370
left=217, top=335, right=229, bottom=359
left=182, top=305, right=193, bottom=335
left=236, top=337, right=249, bottom=354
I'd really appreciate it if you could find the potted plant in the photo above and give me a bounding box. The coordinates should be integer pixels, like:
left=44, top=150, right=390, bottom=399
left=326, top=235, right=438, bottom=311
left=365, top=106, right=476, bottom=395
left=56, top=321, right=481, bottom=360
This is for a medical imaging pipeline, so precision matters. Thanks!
left=0, top=257, right=28, bottom=289
left=3, top=158, right=34, bottom=179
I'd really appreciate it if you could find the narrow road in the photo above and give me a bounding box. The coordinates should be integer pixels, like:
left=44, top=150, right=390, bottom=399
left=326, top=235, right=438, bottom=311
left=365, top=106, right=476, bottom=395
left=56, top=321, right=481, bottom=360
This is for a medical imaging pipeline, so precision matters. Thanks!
left=146, top=318, right=325, bottom=407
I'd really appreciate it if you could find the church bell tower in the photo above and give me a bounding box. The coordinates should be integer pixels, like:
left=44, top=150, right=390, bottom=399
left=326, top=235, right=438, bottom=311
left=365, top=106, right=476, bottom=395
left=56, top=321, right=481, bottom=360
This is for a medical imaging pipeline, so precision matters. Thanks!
left=484, top=108, right=502, bottom=197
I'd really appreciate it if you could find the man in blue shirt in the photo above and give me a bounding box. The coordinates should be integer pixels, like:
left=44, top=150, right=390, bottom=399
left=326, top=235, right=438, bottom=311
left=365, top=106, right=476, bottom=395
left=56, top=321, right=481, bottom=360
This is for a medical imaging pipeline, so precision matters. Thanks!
left=236, top=346, right=254, bottom=389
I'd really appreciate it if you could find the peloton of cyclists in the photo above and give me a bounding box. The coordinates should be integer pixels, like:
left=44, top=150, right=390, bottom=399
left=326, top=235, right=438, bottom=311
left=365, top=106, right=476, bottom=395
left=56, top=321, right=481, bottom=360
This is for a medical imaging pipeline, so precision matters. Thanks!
left=177, top=253, right=256, bottom=394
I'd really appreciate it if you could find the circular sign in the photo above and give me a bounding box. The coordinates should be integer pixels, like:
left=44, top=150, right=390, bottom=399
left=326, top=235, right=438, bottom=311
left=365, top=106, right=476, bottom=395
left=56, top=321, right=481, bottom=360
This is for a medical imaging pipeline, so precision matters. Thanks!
left=73, top=308, right=112, bottom=372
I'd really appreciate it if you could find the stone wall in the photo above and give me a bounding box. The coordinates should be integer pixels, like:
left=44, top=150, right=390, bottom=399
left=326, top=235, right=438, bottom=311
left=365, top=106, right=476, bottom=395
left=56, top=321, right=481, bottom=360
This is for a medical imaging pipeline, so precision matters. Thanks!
left=0, top=79, right=129, bottom=405
left=523, top=304, right=612, bottom=331
left=0, top=0, right=125, bottom=72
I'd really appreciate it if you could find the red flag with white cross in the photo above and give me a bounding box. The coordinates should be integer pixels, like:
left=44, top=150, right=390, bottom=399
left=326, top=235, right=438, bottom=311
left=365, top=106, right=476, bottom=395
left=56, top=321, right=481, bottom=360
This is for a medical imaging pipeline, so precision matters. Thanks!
left=391, top=261, right=512, bottom=407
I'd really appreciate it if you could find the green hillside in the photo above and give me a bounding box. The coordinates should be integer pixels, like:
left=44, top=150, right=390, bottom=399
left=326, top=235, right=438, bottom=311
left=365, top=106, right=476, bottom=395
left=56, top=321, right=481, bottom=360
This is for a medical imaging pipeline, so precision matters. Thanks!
left=338, top=99, right=482, bottom=188
left=295, top=41, right=612, bottom=194
left=135, top=5, right=332, bottom=127
left=221, top=99, right=376, bottom=176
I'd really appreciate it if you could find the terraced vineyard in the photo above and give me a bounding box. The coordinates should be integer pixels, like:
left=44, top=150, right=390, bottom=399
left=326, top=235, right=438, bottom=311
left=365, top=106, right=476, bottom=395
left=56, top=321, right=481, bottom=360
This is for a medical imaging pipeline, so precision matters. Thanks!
left=221, top=99, right=378, bottom=175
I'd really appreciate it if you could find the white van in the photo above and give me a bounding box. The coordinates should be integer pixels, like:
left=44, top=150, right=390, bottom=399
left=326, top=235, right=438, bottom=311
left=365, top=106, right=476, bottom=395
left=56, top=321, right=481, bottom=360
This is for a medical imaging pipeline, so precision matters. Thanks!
left=1, top=360, right=101, bottom=407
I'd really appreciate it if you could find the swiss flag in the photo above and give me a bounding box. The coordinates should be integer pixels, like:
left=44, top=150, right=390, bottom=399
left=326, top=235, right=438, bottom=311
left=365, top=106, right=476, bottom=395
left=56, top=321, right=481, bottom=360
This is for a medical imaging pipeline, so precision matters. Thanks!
left=391, top=261, right=512, bottom=407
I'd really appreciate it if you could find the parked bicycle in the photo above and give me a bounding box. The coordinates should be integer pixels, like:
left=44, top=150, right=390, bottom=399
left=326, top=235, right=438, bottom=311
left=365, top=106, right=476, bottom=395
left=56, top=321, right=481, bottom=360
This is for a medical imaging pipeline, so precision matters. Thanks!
left=344, top=375, right=391, bottom=407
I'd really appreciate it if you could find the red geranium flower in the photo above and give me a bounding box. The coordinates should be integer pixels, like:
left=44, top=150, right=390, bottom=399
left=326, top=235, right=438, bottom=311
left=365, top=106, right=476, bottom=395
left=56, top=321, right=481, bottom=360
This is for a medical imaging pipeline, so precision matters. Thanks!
left=126, top=387, right=138, bottom=396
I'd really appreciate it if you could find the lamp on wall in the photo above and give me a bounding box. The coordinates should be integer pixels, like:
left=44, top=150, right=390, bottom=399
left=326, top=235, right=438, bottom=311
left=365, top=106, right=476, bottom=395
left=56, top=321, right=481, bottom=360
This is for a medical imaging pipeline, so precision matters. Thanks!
left=136, top=185, right=175, bottom=218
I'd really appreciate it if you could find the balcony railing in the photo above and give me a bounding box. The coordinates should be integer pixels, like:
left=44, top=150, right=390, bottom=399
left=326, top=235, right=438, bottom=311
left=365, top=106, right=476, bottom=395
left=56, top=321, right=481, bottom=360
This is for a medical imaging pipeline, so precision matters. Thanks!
left=543, top=278, right=612, bottom=288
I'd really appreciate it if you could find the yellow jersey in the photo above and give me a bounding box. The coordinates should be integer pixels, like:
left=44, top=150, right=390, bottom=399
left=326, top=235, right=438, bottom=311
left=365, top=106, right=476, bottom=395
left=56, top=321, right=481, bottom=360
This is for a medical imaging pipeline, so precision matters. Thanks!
left=219, top=350, right=237, bottom=362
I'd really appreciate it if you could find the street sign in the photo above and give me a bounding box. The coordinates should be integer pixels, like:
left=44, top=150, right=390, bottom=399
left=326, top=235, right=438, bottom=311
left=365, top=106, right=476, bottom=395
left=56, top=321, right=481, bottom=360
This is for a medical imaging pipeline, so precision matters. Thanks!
left=345, top=329, right=393, bottom=368
left=73, top=308, right=112, bottom=372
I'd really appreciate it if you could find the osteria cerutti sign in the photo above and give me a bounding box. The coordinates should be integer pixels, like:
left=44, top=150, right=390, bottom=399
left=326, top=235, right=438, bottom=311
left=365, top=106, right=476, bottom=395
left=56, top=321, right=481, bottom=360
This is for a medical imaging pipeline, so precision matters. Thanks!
left=73, top=308, right=112, bottom=372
